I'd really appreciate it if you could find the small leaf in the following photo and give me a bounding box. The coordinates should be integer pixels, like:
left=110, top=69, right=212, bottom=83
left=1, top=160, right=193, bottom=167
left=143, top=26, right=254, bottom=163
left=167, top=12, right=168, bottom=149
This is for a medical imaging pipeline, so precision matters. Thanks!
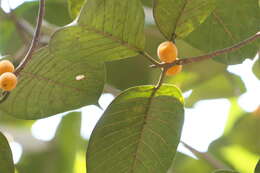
left=54, top=112, right=83, bottom=173
left=87, top=85, right=184, bottom=173
left=255, top=160, right=260, bottom=173
left=68, top=0, right=85, bottom=19
left=51, top=0, right=145, bottom=62
left=185, top=0, right=260, bottom=64
left=153, top=0, right=216, bottom=40
left=253, top=57, right=260, bottom=80
left=0, top=132, right=15, bottom=173
left=0, top=47, right=105, bottom=119
left=14, top=1, right=72, bottom=26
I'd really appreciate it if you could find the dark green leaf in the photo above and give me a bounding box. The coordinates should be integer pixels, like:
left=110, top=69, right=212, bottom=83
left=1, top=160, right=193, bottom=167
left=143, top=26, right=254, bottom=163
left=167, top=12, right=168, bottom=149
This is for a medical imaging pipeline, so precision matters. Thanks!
left=185, top=0, right=260, bottom=64
left=68, top=0, right=85, bottom=19
left=0, top=132, right=14, bottom=173
left=253, top=57, right=260, bottom=80
left=0, top=47, right=105, bottom=119
left=255, top=160, right=260, bottom=173
left=153, top=0, right=216, bottom=40
left=87, top=85, right=184, bottom=173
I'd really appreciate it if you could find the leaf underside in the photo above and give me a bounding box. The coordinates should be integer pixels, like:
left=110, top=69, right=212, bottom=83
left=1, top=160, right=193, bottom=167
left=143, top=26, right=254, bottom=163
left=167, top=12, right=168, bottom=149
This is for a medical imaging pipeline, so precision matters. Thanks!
left=87, top=85, right=184, bottom=173
left=0, top=0, right=145, bottom=119
left=153, top=0, right=216, bottom=40
left=185, top=0, right=260, bottom=64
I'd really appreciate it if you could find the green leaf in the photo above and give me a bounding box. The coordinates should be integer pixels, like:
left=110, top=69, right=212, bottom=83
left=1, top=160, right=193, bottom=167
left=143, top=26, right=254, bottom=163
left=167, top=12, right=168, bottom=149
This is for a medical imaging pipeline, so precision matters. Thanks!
left=185, top=72, right=246, bottom=107
left=68, top=0, right=85, bottom=19
left=0, top=132, right=14, bottom=173
left=253, top=57, right=260, bottom=80
left=51, top=0, right=146, bottom=62
left=54, top=112, right=83, bottom=173
left=168, top=152, right=215, bottom=173
left=87, top=85, right=184, bottom=173
left=212, top=170, right=239, bottom=173
left=228, top=115, right=260, bottom=155
left=153, top=0, right=216, bottom=40
left=0, top=19, right=23, bottom=55
left=0, top=47, right=105, bottom=119
left=255, top=160, right=260, bottom=173
left=17, top=112, right=84, bottom=173
left=185, top=0, right=260, bottom=64
left=50, top=25, right=140, bottom=62
left=14, top=1, right=72, bottom=26
left=224, top=98, right=244, bottom=135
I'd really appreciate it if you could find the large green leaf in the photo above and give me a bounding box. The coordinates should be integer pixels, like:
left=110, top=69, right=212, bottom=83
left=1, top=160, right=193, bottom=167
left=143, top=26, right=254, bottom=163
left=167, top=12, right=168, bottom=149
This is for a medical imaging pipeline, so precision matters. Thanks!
left=68, top=0, right=85, bottom=19
left=255, top=160, right=260, bottom=173
left=0, top=47, right=105, bottom=119
left=50, top=0, right=144, bottom=61
left=0, top=132, right=14, bottom=173
left=87, top=85, right=184, bottom=173
left=253, top=57, right=260, bottom=80
left=51, top=0, right=145, bottom=62
left=185, top=0, right=260, bottom=64
left=153, top=0, right=216, bottom=40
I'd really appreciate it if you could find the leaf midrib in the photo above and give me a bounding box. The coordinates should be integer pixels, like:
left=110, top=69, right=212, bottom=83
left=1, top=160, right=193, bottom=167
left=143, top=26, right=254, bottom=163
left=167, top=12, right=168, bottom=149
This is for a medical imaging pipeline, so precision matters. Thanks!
left=81, top=25, right=143, bottom=53
left=130, top=88, right=166, bottom=172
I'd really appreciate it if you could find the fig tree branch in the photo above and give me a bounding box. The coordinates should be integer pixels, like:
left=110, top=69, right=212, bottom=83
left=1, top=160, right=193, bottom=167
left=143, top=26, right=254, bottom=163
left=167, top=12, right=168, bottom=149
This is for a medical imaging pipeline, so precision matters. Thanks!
left=151, top=31, right=260, bottom=68
left=0, top=0, right=45, bottom=103
left=14, top=0, right=46, bottom=75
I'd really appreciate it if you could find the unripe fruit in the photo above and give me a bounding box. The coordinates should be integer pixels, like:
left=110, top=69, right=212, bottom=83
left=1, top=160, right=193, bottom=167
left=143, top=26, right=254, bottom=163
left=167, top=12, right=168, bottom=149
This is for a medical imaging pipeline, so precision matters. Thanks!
left=166, top=63, right=182, bottom=76
left=0, top=60, right=15, bottom=75
left=0, top=72, right=18, bottom=91
left=157, top=41, right=178, bottom=63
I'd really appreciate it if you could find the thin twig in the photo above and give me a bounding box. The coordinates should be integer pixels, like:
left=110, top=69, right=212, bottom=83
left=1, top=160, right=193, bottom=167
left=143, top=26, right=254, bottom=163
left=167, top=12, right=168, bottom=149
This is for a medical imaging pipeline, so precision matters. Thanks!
left=14, top=0, right=46, bottom=76
left=0, top=0, right=45, bottom=104
left=155, top=68, right=167, bottom=89
left=140, top=51, right=161, bottom=66
left=151, top=32, right=260, bottom=68
left=180, top=141, right=229, bottom=169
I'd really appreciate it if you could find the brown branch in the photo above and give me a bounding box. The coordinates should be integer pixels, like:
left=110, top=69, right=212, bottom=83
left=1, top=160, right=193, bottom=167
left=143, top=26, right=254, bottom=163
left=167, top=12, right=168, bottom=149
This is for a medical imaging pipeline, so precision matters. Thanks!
left=0, top=0, right=45, bottom=104
left=151, top=32, right=260, bottom=68
left=180, top=141, right=229, bottom=169
left=14, top=0, right=46, bottom=76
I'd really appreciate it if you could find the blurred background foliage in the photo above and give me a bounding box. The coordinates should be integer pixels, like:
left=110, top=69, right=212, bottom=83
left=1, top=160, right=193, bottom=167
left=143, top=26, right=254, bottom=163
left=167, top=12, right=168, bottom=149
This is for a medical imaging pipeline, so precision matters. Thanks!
left=0, top=0, right=259, bottom=172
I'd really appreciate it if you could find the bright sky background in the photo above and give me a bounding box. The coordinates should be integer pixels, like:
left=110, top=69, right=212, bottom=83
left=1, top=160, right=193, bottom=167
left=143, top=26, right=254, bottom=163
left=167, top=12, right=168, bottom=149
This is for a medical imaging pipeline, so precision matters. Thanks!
left=1, top=0, right=260, bottom=164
